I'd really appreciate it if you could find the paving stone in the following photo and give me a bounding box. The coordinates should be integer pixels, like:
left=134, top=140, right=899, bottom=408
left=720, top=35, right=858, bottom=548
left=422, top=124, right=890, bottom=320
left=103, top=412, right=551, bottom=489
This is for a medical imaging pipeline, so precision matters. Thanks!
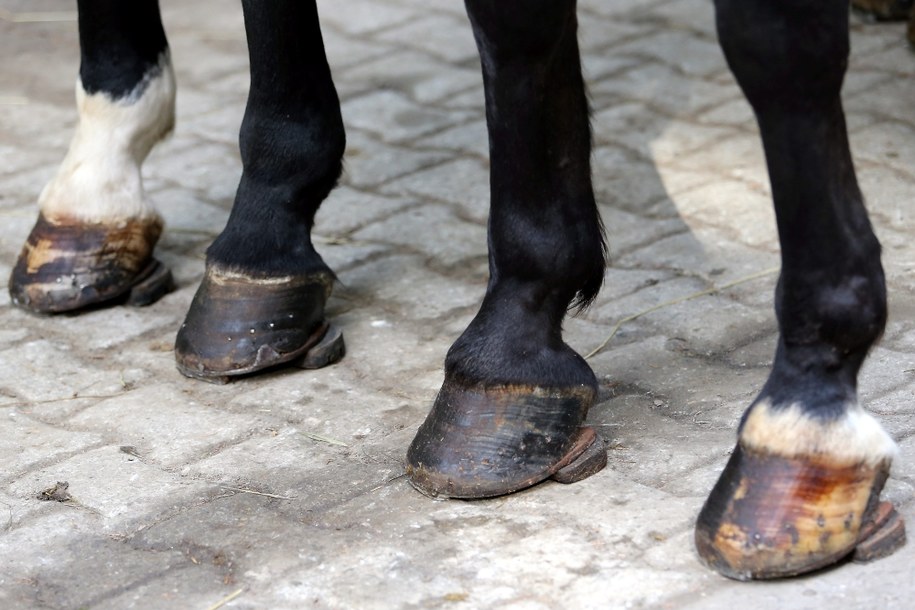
left=590, top=61, right=740, bottom=118
left=695, top=96, right=756, bottom=127
left=439, top=86, right=489, bottom=111
left=578, top=9, right=657, bottom=54
left=861, top=166, right=915, bottom=234
left=315, top=185, right=412, bottom=236
left=339, top=254, right=483, bottom=321
left=852, top=121, right=915, bottom=179
left=0, top=335, right=129, bottom=404
left=578, top=0, right=658, bottom=19
left=45, top=305, right=176, bottom=352
left=338, top=49, right=483, bottom=106
left=413, top=117, right=489, bottom=159
left=341, top=89, right=475, bottom=144
left=670, top=179, right=777, bottom=249
left=341, top=129, right=451, bottom=190
left=608, top=28, right=727, bottom=78
left=0, top=516, right=229, bottom=610
left=859, top=345, right=915, bottom=401
left=152, top=186, right=230, bottom=237
left=616, top=227, right=780, bottom=283
left=380, top=157, right=490, bottom=224
left=321, top=313, right=452, bottom=397
left=352, top=203, right=487, bottom=268
left=601, top=205, right=691, bottom=258
left=67, top=384, right=264, bottom=469
left=6, top=445, right=203, bottom=527
left=147, top=139, right=242, bottom=206
left=590, top=391, right=738, bottom=493
left=0, top=163, right=57, bottom=213
left=588, top=335, right=767, bottom=427
left=0, top=413, right=101, bottom=480
left=667, top=129, right=767, bottom=177
left=318, top=0, right=418, bottom=36
left=373, top=13, right=478, bottom=65
left=319, top=25, right=392, bottom=71
left=173, top=103, right=246, bottom=147
left=0, top=142, right=61, bottom=180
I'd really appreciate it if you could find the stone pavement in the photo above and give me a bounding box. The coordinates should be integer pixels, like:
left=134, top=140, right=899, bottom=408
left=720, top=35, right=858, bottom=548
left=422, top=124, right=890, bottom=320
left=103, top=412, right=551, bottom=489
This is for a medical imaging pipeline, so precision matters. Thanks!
left=1, top=0, right=915, bottom=608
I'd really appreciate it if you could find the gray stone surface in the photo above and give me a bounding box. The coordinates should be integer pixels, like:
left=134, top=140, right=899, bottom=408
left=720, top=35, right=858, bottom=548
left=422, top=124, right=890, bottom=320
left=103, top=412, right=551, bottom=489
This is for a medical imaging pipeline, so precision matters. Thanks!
left=1, top=1, right=914, bottom=608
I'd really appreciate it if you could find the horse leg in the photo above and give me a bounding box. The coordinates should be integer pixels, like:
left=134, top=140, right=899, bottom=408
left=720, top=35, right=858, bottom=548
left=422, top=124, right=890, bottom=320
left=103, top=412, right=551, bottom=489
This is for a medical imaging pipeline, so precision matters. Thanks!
left=174, top=0, right=345, bottom=381
left=9, top=0, right=175, bottom=313
left=406, top=0, right=608, bottom=498
left=696, top=0, right=905, bottom=579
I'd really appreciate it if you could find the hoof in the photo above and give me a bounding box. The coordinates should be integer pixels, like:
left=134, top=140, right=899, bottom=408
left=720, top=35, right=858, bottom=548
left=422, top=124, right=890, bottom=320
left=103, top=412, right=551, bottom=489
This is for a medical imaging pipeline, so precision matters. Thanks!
left=9, top=213, right=169, bottom=313
left=405, top=376, right=605, bottom=499
left=695, top=443, right=902, bottom=580
left=175, top=265, right=342, bottom=382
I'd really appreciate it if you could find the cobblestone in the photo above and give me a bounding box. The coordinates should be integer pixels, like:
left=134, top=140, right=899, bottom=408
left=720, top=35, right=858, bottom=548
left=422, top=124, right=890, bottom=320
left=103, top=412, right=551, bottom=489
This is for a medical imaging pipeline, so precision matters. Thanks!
left=1, top=0, right=915, bottom=608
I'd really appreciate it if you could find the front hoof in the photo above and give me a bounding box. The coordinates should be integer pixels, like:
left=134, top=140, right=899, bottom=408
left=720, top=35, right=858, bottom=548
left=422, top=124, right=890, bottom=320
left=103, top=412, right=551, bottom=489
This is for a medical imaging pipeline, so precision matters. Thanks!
left=405, top=376, right=605, bottom=499
left=695, top=443, right=903, bottom=580
left=175, top=265, right=342, bottom=381
left=9, top=213, right=168, bottom=313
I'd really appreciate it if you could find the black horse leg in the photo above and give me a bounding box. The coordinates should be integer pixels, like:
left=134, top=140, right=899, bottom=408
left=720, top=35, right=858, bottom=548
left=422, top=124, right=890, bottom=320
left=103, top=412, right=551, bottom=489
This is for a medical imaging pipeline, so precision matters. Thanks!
left=407, top=0, right=608, bottom=498
left=175, top=0, right=346, bottom=381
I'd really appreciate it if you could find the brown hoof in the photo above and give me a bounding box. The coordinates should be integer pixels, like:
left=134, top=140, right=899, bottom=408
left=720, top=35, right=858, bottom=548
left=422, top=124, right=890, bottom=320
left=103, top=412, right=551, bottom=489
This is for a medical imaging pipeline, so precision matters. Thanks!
left=405, top=377, right=605, bottom=499
left=175, top=265, right=342, bottom=382
left=9, top=213, right=169, bottom=313
left=695, top=443, right=902, bottom=580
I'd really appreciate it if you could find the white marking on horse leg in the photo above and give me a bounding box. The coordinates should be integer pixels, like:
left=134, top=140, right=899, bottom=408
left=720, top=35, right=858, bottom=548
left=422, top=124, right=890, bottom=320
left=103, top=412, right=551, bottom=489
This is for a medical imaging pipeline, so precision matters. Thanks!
left=39, top=52, right=176, bottom=225
left=739, top=399, right=897, bottom=467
